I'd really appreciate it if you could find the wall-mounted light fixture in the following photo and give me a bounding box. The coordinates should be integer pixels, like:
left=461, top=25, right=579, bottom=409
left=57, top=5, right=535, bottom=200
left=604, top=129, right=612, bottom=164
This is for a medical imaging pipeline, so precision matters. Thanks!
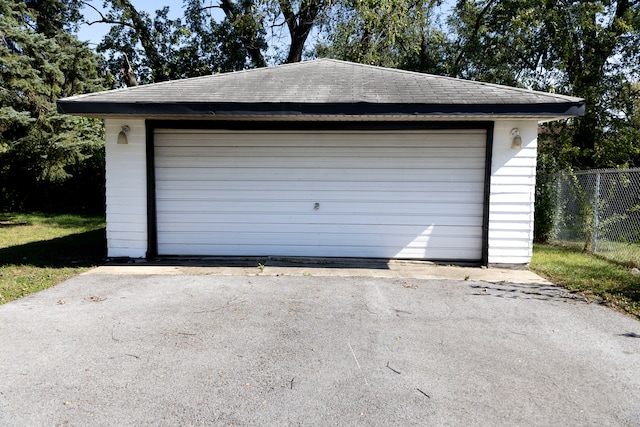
left=117, top=125, right=131, bottom=145
left=510, top=128, right=522, bottom=149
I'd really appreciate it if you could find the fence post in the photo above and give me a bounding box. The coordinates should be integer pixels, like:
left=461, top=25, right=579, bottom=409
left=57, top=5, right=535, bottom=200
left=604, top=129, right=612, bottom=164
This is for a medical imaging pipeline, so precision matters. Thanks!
left=592, top=171, right=600, bottom=253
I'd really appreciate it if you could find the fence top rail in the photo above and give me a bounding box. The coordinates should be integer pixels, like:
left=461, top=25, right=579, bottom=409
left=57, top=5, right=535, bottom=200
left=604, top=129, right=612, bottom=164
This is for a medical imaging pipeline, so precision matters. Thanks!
left=566, top=168, right=640, bottom=176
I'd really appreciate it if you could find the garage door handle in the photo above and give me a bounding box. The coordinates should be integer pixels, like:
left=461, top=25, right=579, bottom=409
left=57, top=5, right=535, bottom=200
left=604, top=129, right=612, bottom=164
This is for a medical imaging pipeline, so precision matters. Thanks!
left=314, top=203, right=320, bottom=211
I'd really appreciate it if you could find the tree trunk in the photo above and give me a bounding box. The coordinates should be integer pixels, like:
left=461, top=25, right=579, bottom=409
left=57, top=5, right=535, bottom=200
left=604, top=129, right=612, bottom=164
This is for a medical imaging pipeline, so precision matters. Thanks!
left=112, top=0, right=169, bottom=82
left=279, top=0, right=321, bottom=63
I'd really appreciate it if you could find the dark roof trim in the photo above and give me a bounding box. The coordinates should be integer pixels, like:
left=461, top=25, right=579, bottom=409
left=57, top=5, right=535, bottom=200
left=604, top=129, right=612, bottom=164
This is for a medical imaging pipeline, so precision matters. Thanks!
left=57, top=101, right=585, bottom=117
left=145, top=119, right=494, bottom=131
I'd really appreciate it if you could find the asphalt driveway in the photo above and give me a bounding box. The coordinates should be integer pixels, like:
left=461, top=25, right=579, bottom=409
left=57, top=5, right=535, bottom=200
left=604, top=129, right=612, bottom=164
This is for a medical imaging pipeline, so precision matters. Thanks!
left=0, top=264, right=639, bottom=426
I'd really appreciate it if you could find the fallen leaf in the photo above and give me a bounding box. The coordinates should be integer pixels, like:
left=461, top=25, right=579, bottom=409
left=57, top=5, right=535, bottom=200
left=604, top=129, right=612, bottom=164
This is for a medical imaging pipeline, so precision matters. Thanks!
left=57, top=300, right=66, bottom=305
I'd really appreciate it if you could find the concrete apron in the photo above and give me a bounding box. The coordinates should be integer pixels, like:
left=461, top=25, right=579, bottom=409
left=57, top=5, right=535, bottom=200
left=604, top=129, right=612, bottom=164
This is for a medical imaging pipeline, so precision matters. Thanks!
left=88, top=258, right=550, bottom=285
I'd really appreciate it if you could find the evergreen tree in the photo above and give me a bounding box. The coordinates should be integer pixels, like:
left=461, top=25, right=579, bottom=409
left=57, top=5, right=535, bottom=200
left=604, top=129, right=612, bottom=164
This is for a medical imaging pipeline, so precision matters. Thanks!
left=0, top=0, right=107, bottom=211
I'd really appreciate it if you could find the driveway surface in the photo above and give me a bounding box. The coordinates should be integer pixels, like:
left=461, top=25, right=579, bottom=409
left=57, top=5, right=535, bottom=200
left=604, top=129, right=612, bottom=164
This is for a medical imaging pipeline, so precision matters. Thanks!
left=0, top=263, right=639, bottom=426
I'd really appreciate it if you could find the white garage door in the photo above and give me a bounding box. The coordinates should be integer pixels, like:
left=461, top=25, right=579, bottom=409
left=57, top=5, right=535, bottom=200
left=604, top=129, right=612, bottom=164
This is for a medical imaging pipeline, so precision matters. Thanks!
left=154, top=129, right=487, bottom=260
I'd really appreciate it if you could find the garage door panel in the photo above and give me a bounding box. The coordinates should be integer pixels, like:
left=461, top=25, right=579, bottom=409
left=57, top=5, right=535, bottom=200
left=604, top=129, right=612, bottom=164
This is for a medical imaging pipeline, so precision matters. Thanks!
left=156, top=146, right=487, bottom=159
left=155, top=140, right=487, bottom=149
left=154, top=129, right=486, bottom=260
left=157, top=167, right=485, bottom=182
left=157, top=212, right=484, bottom=227
left=156, top=142, right=484, bottom=159
left=155, top=155, right=485, bottom=169
left=158, top=230, right=482, bottom=245
left=156, top=145, right=484, bottom=161
left=160, top=243, right=481, bottom=260
left=156, top=200, right=483, bottom=216
left=155, top=130, right=485, bottom=148
left=156, top=180, right=485, bottom=193
left=156, top=223, right=482, bottom=236
left=157, top=189, right=485, bottom=203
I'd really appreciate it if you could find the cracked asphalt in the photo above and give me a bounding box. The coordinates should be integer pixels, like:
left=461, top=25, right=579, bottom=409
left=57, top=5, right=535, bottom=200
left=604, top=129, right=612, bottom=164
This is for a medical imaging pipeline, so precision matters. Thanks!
left=0, top=267, right=639, bottom=426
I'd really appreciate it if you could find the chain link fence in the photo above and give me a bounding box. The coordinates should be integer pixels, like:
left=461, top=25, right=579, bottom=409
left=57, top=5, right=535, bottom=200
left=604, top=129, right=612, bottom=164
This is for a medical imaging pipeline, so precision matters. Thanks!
left=551, top=168, right=640, bottom=267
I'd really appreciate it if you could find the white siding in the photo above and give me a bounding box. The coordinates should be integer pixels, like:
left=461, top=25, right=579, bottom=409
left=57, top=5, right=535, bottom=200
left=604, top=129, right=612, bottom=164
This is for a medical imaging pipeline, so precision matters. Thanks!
left=104, top=119, right=147, bottom=258
left=155, top=129, right=487, bottom=260
left=101, top=119, right=543, bottom=264
left=488, top=121, right=539, bottom=265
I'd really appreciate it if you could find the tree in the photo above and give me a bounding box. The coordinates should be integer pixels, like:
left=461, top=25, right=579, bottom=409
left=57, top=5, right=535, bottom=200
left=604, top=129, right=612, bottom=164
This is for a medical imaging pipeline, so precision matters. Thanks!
left=0, top=0, right=106, bottom=211
left=277, top=0, right=328, bottom=62
left=218, top=0, right=268, bottom=67
left=448, top=0, right=640, bottom=169
left=24, top=0, right=84, bottom=36
left=89, top=1, right=179, bottom=85
left=86, top=0, right=334, bottom=85
left=89, top=0, right=264, bottom=85
left=315, top=0, right=449, bottom=72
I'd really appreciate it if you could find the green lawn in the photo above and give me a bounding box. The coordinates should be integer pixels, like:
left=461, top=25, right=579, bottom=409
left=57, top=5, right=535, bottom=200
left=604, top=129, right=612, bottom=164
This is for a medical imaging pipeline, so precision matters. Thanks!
left=0, top=212, right=105, bottom=304
left=1, top=215, right=639, bottom=320
left=531, top=244, right=640, bottom=319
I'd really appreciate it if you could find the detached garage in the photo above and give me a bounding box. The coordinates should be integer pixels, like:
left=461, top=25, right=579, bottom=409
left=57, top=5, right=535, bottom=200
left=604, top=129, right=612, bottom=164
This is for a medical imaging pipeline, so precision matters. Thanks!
left=58, top=59, right=584, bottom=266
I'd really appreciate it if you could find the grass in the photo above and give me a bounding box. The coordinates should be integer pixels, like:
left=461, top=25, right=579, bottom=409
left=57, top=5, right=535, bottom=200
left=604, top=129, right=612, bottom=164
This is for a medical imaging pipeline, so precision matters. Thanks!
left=0, top=212, right=106, bottom=304
left=549, top=239, right=640, bottom=268
left=531, top=243, right=640, bottom=319
left=1, top=215, right=639, bottom=321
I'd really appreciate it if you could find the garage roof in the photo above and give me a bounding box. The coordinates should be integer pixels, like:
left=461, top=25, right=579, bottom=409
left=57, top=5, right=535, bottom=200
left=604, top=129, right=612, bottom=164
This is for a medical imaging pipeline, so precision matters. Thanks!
left=57, top=58, right=584, bottom=118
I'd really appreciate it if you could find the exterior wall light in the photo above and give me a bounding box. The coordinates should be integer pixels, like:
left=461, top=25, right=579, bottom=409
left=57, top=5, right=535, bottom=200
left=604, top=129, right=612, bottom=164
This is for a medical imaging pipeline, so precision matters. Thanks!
left=117, top=125, right=131, bottom=144
left=510, top=128, right=522, bottom=149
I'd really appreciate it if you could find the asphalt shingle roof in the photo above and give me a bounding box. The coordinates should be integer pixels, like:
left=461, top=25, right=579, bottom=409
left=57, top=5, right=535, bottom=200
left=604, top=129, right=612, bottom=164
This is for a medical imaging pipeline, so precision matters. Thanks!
left=57, top=59, right=584, bottom=118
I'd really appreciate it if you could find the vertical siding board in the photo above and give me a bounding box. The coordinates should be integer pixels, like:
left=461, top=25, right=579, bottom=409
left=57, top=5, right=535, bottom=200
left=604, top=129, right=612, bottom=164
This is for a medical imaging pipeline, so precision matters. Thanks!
left=488, top=121, right=538, bottom=265
left=104, top=119, right=148, bottom=258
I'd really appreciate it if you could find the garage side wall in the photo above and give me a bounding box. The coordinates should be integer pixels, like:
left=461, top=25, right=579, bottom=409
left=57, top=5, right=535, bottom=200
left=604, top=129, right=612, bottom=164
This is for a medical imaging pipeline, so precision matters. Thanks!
left=105, top=119, right=148, bottom=258
left=488, top=121, right=538, bottom=266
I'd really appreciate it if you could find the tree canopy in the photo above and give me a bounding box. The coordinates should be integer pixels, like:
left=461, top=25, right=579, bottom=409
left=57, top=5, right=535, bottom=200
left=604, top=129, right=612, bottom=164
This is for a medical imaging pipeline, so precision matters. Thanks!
left=449, top=0, right=640, bottom=169
left=89, top=0, right=334, bottom=85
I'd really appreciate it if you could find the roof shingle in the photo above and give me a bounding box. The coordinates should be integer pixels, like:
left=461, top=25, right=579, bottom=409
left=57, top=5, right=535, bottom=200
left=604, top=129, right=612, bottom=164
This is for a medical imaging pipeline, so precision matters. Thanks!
left=58, top=59, right=584, bottom=118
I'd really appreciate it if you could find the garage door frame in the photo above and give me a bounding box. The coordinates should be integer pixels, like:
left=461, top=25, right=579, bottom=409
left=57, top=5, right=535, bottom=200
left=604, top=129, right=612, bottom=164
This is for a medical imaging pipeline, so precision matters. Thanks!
left=144, top=120, right=494, bottom=264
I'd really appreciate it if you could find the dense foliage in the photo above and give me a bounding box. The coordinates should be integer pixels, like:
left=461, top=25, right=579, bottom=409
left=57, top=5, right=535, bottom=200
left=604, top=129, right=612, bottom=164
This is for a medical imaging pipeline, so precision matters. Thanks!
left=91, top=0, right=333, bottom=86
left=0, top=0, right=107, bottom=212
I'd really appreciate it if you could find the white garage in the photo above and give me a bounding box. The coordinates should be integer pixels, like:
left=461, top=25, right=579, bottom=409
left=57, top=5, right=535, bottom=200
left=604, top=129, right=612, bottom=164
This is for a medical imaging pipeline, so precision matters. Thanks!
left=58, top=59, right=584, bottom=266
left=153, top=128, right=487, bottom=260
